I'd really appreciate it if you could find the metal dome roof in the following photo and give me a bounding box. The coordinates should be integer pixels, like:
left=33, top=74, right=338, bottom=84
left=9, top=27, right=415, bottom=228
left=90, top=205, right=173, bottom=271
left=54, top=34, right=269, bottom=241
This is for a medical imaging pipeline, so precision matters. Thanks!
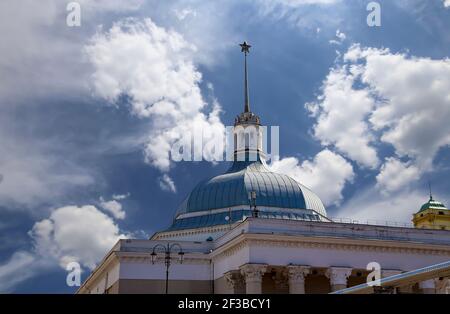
left=174, top=158, right=327, bottom=220
left=419, top=197, right=448, bottom=213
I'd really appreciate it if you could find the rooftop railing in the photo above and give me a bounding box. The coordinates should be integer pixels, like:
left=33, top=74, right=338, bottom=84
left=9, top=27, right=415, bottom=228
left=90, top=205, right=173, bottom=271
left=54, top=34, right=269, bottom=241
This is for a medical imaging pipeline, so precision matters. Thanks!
left=330, top=217, right=414, bottom=228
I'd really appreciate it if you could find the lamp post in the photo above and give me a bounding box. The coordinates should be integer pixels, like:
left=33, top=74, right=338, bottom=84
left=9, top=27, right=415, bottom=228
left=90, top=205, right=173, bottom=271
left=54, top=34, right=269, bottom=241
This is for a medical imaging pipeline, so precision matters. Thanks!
left=249, top=190, right=259, bottom=218
left=150, top=243, right=184, bottom=294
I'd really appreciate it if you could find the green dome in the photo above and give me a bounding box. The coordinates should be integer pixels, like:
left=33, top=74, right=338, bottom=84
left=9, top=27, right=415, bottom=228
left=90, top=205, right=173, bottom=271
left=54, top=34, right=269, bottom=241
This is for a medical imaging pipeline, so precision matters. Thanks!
left=419, top=197, right=448, bottom=213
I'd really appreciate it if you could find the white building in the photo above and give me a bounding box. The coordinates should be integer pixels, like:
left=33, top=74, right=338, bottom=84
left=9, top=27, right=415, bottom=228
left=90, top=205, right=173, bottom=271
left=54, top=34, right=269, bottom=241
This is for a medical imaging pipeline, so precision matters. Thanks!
left=78, top=42, right=450, bottom=294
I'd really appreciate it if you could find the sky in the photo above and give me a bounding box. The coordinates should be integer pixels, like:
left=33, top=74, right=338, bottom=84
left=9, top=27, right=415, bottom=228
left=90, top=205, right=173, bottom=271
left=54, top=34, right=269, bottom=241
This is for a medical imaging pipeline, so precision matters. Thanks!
left=0, top=0, right=449, bottom=293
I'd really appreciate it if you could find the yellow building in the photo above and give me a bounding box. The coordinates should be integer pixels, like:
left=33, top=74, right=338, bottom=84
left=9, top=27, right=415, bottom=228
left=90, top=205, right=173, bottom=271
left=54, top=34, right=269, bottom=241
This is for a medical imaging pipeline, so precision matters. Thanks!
left=413, top=196, right=450, bottom=230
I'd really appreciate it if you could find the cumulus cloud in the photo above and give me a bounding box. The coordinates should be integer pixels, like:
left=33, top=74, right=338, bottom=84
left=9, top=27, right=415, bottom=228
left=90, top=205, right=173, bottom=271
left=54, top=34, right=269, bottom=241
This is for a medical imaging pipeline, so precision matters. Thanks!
left=99, top=197, right=126, bottom=220
left=270, top=149, right=354, bottom=206
left=309, top=44, right=450, bottom=195
left=345, top=44, right=450, bottom=170
left=306, top=66, right=379, bottom=168
left=30, top=205, right=127, bottom=270
left=85, top=18, right=225, bottom=176
left=0, top=204, right=129, bottom=291
left=444, top=0, right=450, bottom=8
left=376, top=158, right=420, bottom=195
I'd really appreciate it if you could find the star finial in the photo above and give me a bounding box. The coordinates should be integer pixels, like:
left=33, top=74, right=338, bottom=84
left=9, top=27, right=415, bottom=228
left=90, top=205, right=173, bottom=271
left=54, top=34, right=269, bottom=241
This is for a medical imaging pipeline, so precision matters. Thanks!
left=240, top=41, right=251, bottom=54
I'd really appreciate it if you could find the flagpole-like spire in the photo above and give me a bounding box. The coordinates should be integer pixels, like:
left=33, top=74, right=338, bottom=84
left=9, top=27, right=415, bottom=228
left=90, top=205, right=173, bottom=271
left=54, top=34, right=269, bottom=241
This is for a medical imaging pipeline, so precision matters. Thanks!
left=428, top=181, right=433, bottom=200
left=240, top=41, right=251, bottom=113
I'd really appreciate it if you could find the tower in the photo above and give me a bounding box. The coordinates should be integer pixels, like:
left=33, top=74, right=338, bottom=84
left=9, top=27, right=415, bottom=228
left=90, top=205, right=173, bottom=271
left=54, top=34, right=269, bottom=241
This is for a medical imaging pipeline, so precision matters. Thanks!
left=412, top=189, right=450, bottom=230
left=233, top=41, right=264, bottom=162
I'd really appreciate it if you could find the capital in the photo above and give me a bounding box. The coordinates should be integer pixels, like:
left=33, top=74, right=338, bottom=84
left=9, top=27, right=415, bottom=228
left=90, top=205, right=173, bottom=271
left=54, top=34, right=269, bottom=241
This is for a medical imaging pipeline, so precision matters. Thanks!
left=286, top=266, right=311, bottom=283
left=224, top=270, right=245, bottom=290
left=240, top=264, right=267, bottom=282
left=325, top=267, right=352, bottom=286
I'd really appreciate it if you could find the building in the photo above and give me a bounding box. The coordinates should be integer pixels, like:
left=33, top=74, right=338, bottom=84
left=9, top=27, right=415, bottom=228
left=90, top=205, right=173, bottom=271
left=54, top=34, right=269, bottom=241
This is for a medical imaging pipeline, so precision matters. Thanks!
left=413, top=194, right=450, bottom=230
left=78, top=42, right=450, bottom=294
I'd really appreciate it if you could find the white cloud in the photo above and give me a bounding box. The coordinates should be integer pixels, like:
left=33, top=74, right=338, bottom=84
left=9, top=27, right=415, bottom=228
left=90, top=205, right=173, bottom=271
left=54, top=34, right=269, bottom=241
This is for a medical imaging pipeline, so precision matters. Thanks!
left=329, top=29, right=346, bottom=45
left=0, top=204, right=129, bottom=291
left=99, top=198, right=126, bottom=220
left=310, top=44, right=450, bottom=194
left=338, top=188, right=428, bottom=224
left=346, top=44, right=450, bottom=170
left=159, top=174, right=177, bottom=193
left=270, top=149, right=354, bottom=206
left=85, top=18, right=225, bottom=173
left=112, top=193, right=130, bottom=200
left=306, top=67, right=379, bottom=168
left=444, top=0, right=450, bottom=8
left=376, top=158, right=420, bottom=194
left=30, top=205, right=127, bottom=270
left=0, top=251, right=37, bottom=292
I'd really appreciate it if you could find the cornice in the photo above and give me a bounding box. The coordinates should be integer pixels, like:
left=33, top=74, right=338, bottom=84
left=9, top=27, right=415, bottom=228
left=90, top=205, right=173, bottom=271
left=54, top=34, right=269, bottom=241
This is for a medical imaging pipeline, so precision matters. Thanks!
left=211, top=232, right=450, bottom=262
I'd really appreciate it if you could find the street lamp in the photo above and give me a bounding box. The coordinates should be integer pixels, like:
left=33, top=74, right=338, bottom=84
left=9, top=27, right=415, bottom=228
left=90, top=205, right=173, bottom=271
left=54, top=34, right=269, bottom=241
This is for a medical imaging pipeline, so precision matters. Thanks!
left=150, top=243, right=184, bottom=294
left=249, top=190, right=259, bottom=218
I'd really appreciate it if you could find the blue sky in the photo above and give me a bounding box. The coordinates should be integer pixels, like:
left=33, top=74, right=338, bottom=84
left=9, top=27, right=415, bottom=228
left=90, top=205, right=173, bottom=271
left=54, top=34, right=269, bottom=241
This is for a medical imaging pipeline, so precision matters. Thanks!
left=0, top=0, right=450, bottom=293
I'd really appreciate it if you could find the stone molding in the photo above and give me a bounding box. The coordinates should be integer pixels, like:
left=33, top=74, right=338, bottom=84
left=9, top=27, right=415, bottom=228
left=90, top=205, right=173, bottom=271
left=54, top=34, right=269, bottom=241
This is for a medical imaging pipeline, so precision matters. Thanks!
left=212, top=234, right=450, bottom=264
left=117, top=254, right=210, bottom=265
left=153, top=225, right=232, bottom=240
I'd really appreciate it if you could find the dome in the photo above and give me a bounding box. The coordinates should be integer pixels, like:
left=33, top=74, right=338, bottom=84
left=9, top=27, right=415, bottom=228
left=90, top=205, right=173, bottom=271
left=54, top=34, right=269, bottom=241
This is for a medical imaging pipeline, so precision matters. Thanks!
left=168, top=158, right=328, bottom=231
left=419, top=197, right=448, bottom=213
left=164, top=41, right=328, bottom=233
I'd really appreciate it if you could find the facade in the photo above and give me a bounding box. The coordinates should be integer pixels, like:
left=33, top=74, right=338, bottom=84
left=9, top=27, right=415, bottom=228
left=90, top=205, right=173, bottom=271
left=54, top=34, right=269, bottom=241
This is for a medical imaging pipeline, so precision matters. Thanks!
left=78, top=43, right=450, bottom=294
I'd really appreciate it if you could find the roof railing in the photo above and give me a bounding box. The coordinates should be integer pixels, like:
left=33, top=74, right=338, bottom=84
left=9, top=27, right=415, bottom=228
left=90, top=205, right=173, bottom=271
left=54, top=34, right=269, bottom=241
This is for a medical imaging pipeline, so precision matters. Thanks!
left=330, top=217, right=414, bottom=228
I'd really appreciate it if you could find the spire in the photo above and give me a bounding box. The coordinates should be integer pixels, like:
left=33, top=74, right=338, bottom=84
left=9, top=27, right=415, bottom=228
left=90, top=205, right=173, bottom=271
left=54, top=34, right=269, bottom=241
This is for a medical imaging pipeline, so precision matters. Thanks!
left=240, top=41, right=251, bottom=113
left=428, top=181, right=433, bottom=201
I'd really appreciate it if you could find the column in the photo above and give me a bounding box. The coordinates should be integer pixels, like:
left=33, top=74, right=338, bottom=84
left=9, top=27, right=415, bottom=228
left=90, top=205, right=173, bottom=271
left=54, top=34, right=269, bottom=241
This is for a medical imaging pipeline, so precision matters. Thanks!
left=286, top=266, right=310, bottom=294
left=240, top=264, right=267, bottom=294
left=419, top=279, right=436, bottom=294
left=224, top=270, right=245, bottom=294
left=435, top=277, right=450, bottom=294
left=326, top=267, right=352, bottom=292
